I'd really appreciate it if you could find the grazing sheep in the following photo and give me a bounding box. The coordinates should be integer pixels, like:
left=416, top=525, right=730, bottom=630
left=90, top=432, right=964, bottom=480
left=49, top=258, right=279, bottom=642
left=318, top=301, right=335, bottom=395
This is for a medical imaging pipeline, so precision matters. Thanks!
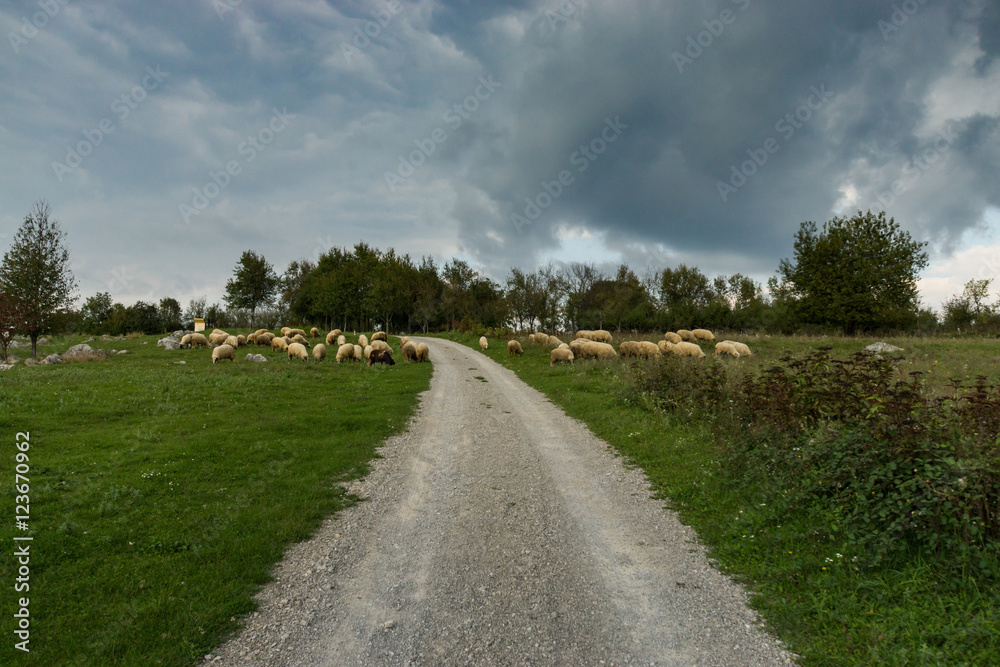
left=236, top=334, right=246, bottom=347
left=415, top=342, right=429, bottom=362
left=179, top=334, right=193, bottom=348
left=336, top=343, right=355, bottom=363
left=280, top=327, right=292, bottom=337
left=368, top=348, right=395, bottom=366
left=288, top=328, right=306, bottom=338
left=575, top=330, right=595, bottom=341
left=558, top=342, right=570, bottom=350
left=577, top=341, right=618, bottom=360
left=676, top=329, right=696, bottom=342
left=400, top=336, right=412, bottom=347
left=312, top=343, right=326, bottom=361
left=189, top=333, right=210, bottom=349
left=658, top=340, right=676, bottom=355
left=663, top=331, right=682, bottom=344
left=330, top=329, right=342, bottom=339
left=568, top=338, right=592, bottom=357
left=619, top=340, right=639, bottom=357
left=371, top=331, right=387, bottom=342
left=692, top=328, right=715, bottom=341
left=371, top=340, right=391, bottom=352
left=211, top=344, right=235, bottom=364
left=287, top=342, right=309, bottom=361
left=637, top=341, right=662, bottom=358
left=310, top=327, right=320, bottom=338
left=402, top=341, right=418, bottom=362
left=290, top=334, right=309, bottom=346
left=542, top=334, right=562, bottom=347
left=258, top=332, right=275, bottom=346
left=591, top=329, right=613, bottom=343
left=508, top=340, right=523, bottom=357
left=209, top=332, right=229, bottom=346
left=364, top=344, right=373, bottom=360
left=325, top=331, right=339, bottom=346
left=225, top=335, right=239, bottom=348
left=723, top=340, right=753, bottom=357
left=550, top=347, right=574, bottom=366
left=715, top=342, right=740, bottom=358
left=675, top=341, right=706, bottom=358
left=353, top=344, right=364, bottom=361
left=479, top=336, right=488, bottom=350
left=337, top=335, right=346, bottom=346
left=271, top=337, right=289, bottom=352
left=358, top=334, right=369, bottom=348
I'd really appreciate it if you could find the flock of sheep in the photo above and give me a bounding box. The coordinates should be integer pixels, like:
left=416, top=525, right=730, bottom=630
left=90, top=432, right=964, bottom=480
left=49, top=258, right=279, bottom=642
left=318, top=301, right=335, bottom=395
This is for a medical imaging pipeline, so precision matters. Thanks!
left=177, top=327, right=430, bottom=366
left=495, top=328, right=753, bottom=366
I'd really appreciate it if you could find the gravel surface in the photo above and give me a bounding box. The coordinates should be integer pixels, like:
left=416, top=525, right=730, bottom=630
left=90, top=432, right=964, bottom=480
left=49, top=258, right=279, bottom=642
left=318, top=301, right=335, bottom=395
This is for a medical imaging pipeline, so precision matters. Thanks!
left=205, top=338, right=796, bottom=666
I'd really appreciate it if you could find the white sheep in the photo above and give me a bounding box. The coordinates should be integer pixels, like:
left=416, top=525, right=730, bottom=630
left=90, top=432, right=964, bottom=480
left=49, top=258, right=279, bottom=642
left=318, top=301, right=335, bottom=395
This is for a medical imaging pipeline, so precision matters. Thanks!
left=225, top=335, right=239, bottom=348
left=353, top=344, right=364, bottom=361
left=715, top=342, right=740, bottom=358
left=325, top=331, right=339, bottom=346
left=287, top=342, right=309, bottom=361
left=363, top=344, right=373, bottom=360
left=550, top=347, right=574, bottom=366
left=576, top=341, right=617, bottom=360
left=211, top=344, right=235, bottom=364
left=400, top=336, right=412, bottom=347
left=335, top=343, right=355, bottom=363
left=189, top=333, right=210, bottom=349
left=179, top=334, right=193, bottom=348
left=310, top=327, right=320, bottom=338
left=271, top=337, right=289, bottom=352
left=402, top=341, right=418, bottom=362
left=371, top=331, right=387, bottom=342
left=591, top=329, right=613, bottom=343
left=479, top=336, right=488, bottom=350
left=415, top=342, right=429, bottom=362
left=676, top=329, right=696, bottom=342
left=723, top=340, right=753, bottom=357
left=507, top=340, right=523, bottom=356
left=236, top=334, right=246, bottom=347
left=358, top=334, right=369, bottom=348
left=575, top=330, right=595, bottom=341
left=371, top=340, right=391, bottom=352
left=692, top=328, right=715, bottom=341
left=337, top=334, right=346, bottom=347
left=209, top=331, right=229, bottom=346
left=313, top=343, right=326, bottom=361
left=290, top=334, right=309, bottom=346
left=675, top=341, right=706, bottom=358
left=663, top=331, right=682, bottom=344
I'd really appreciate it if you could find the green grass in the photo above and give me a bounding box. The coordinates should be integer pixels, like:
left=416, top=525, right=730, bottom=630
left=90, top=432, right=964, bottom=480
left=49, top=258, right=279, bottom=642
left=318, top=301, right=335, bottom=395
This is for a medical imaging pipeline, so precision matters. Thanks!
left=439, top=331, right=1000, bottom=666
left=0, top=332, right=431, bottom=665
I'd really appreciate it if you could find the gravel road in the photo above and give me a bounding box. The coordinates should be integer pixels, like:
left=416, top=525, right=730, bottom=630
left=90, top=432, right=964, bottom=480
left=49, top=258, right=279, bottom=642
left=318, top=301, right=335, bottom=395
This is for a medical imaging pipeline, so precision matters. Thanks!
left=205, top=338, right=796, bottom=666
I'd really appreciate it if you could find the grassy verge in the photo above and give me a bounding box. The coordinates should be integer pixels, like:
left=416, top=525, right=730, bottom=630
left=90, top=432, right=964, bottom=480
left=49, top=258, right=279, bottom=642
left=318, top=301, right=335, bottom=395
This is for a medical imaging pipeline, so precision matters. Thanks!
left=438, top=331, right=1000, bottom=666
left=0, top=333, right=431, bottom=665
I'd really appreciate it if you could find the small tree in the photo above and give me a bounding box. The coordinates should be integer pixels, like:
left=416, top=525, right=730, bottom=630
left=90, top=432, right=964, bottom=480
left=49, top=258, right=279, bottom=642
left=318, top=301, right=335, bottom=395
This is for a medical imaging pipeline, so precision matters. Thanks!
left=0, top=201, right=78, bottom=357
left=81, top=292, right=113, bottom=334
left=0, top=288, right=27, bottom=361
left=776, top=210, right=929, bottom=334
left=224, top=250, right=279, bottom=330
left=158, top=297, right=183, bottom=332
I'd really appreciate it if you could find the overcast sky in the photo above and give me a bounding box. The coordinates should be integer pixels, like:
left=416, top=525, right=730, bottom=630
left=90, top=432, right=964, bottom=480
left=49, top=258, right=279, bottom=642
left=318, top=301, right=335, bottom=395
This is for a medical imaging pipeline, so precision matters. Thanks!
left=2, top=0, right=999, bottom=313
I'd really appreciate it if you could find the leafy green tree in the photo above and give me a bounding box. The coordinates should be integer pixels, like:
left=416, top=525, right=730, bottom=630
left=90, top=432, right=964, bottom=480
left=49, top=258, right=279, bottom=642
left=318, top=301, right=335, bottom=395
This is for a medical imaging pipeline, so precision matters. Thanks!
left=941, top=278, right=997, bottom=332
left=157, top=297, right=183, bottom=332
left=81, top=292, right=114, bottom=333
left=0, top=201, right=78, bottom=357
left=0, top=288, right=28, bottom=361
left=776, top=210, right=929, bottom=334
left=184, top=296, right=206, bottom=329
left=224, top=250, right=279, bottom=330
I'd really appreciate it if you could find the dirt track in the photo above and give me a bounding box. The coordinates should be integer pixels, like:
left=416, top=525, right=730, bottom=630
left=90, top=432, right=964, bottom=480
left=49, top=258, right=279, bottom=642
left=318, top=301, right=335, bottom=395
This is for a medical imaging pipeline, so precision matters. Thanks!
left=206, top=338, right=795, bottom=665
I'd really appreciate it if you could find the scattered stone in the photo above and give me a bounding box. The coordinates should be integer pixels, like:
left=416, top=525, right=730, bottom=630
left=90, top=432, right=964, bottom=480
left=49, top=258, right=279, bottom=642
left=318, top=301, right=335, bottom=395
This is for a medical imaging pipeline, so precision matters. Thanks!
left=9, top=340, right=31, bottom=349
left=141, top=341, right=148, bottom=345
left=23, top=358, right=41, bottom=367
left=864, top=342, right=904, bottom=357
left=115, top=349, right=129, bottom=355
left=0, top=364, right=13, bottom=371
left=176, top=361, right=187, bottom=365
left=84, top=337, right=95, bottom=342
left=3, top=355, right=20, bottom=364
left=63, top=344, right=108, bottom=362
left=43, top=353, right=63, bottom=365
left=245, top=353, right=268, bottom=362
left=158, top=336, right=181, bottom=350
left=37, top=337, right=50, bottom=345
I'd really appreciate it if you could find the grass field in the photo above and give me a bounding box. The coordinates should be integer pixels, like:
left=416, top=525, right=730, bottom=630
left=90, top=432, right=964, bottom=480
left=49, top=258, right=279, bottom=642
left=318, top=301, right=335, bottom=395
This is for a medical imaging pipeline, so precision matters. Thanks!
left=441, top=330, right=1000, bottom=666
left=0, top=333, right=431, bottom=665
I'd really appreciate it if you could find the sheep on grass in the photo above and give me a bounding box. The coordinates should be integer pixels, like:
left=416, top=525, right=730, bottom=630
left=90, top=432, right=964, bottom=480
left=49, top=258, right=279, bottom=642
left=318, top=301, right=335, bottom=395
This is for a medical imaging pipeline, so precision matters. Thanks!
left=479, top=336, right=488, bottom=350
left=335, top=343, right=355, bottom=363
left=225, top=335, right=239, bottom=348
left=310, top=327, right=320, bottom=338
left=271, top=337, right=289, bottom=352
left=508, top=340, right=523, bottom=357
left=236, top=334, right=246, bottom=347
left=715, top=342, right=740, bottom=358
left=402, top=341, right=418, bottom=362
left=211, top=344, right=235, bottom=364
left=692, top=328, right=715, bottom=341
left=663, top=331, right=682, bottom=344
left=290, top=334, right=309, bottom=346
left=353, top=344, right=364, bottom=361
left=368, top=348, right=395, bottom=366
left=415, top=342, right=429, bottom=362
left=371, top=340, right=391, bottom=353
left=677, top=329, right=696, bottom=342
left=550, top=347, right=574, bottom=366
left=179, top=334, right=193, bottom=348
left=189, top=333, right=210, bottom=349
left=364, top=344, right=373, bottom=360
left=325, top=331, right=339, bottom=346
left=337, top=335, right=346, bottom=346
left=371, top=331, right=387, bottom=342
left=675, top=341, right=706, bottom=358
left=312, top=343, right=326, bottom=361
left=575, top=330, right=595, bottom=341
left=576, top=341, right=617, bottom=360
left=723, top=340, right=753, bottom=357
left=658, top=340, right=676, bottom=355
left=209, top=331, right=229, bottom=346
left=358, top=334, right=369, bottom=348
left=280, top=327, right=292, bottom=337
left=287, top=342, right=309, bottom=361
left=591, top=329, right=613, bottom=343
left=400, top=336, right=412, bottom=347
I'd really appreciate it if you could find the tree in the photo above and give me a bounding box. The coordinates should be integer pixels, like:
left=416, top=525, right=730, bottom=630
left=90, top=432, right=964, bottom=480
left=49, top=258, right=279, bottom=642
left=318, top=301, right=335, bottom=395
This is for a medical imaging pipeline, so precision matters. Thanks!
left=941, top=278, right=997, bottom=332
left=224, top=250, right=279, bottom=330
left=776, top=210, right=929, bottom=334
left=184, top=296, right=206, bottom=328
left=0, top=201, right=78, bottom=357
left=0, top=288, right=27, bottom=362
left=158, top=297, right=183, bottom=332
left=81, top=292, right=113, bottom=334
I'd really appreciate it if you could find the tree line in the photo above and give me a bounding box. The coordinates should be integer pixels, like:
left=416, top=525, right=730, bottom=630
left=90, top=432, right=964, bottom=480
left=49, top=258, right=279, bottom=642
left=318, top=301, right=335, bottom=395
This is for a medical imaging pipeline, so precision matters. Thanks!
left=4, top=204, right=1000, bottom=359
